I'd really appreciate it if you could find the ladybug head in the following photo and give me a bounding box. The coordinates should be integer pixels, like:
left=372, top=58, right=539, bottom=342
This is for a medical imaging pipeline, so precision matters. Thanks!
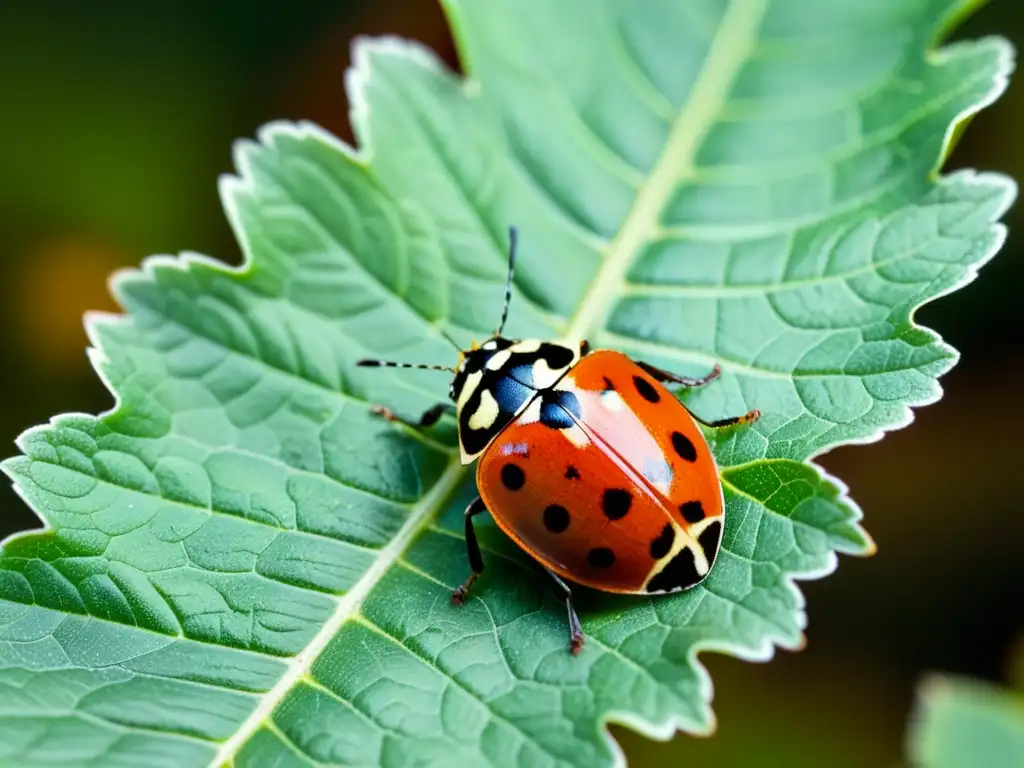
left=448, top=336, right=516, bottom=403
left=357, top=226, right=522, bottom=403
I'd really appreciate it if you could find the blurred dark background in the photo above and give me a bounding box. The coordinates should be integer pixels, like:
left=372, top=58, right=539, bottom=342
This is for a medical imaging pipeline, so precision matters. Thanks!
left=0, top=1, right=1020, bottom=765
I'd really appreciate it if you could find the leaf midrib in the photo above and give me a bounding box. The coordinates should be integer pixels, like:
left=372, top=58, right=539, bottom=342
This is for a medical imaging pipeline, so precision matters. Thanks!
left=210, top=458, right=466, bottom=766
left=565, top=0, right=765, bottom=341
left=212, top=1, right=765, bottom=763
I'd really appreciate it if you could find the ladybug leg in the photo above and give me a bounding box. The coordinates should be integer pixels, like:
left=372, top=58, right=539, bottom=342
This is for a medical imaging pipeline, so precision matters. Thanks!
left=637, top=360, right=759, bottom=426
left=687, top=408, right=761, bottom=429
left=543, top=568, right=585, bottom=656
left=636, top=360, right=758, bottom=426
left=370, top=402, right=454, bottom=429
left=451, top=496, right=487, bottom=605
left=637, top=360, right=721, bottom=389
left=579, top=339, right=591, bottom=356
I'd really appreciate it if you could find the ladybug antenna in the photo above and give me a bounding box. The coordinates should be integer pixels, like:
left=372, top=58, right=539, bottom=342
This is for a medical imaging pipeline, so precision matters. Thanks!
left=357, top=325, right=461, bottom=371
left=494, top=225, right=517, bottom=338
left=356, top=359, right=456, bottom=373
left=437, top=325, right=462, bottom=351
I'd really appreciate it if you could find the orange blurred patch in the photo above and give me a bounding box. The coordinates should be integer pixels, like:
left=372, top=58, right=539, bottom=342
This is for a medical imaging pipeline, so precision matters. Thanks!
left=14, top=234, right=126, bottom=370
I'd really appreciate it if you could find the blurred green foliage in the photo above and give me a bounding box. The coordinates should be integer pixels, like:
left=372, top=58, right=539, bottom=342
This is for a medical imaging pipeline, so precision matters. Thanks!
left=907, top=674, right=1024, bottom=768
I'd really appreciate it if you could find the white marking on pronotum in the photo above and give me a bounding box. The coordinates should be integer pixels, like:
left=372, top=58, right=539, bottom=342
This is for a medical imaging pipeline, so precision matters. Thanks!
left=531, top=358, right=564, bottom=389
left=468, top=390, right=499, bottom=431
left=485, top=349, right=513, bottom=371
left=510, top=339, right=541, bottom=354
left=456, top=370, right=482, bottom=411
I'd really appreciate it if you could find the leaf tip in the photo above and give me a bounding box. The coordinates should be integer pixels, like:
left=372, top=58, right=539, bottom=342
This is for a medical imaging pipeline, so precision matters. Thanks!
left=933, top=33, right=1018, bottom=176
left=860, top=534, right=879, bottom=558
left=917, top=672, right=954, bottom=701
left=0, top=455, right=19, bottom=481
left=82, top=310, right=122, bottom=370
left=350, top=32, right=445, bottom=74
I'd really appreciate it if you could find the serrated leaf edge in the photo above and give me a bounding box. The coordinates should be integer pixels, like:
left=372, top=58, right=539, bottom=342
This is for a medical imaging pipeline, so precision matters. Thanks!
left=557, top=0, right=766, bottom=341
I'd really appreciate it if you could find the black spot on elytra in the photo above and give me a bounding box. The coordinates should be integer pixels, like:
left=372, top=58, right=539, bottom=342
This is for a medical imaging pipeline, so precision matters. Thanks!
left=698, top=519, right=722, bottom=560
left=602, top=489, right=632, bottom=520
left=501, top=463, right=525, bottom=491
left=602, top=376, right=615, bottom=392
left=543, top=504, right=570, bottom=533
left=680, top=500, right=705, bottom=523
left=671, top=431, right=697, bottom=462
left=587, top=547, right=616, bottom=569
left=650, top=523, right=675, bottom=559
left=633, top=375, right=660, bottom=403
left=540, top=390, right=582, bottom=430
left=646, top=547, right=701, bottom=593
left=565, top=465, right=581, bottom=480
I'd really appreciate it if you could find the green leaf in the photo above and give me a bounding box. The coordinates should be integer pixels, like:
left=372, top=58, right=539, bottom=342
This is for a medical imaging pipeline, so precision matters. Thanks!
left=907, top=675, right=1024, bottom=768
left=0, top=0, right=1014, bottom=765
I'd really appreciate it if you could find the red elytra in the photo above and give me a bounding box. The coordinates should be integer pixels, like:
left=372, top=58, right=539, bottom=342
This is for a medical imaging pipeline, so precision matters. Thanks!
left=358, top=227, right=759, bottom=655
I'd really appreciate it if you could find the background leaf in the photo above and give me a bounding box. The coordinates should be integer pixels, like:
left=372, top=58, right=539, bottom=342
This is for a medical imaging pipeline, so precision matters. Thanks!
left=906, top=675, right=1024, bottom=768
left=0, top=0, right=1014, bottom=766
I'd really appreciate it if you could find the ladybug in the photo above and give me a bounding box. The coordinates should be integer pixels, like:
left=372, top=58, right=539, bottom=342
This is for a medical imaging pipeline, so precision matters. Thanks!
left=358, top=227, right=759, bottom=655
